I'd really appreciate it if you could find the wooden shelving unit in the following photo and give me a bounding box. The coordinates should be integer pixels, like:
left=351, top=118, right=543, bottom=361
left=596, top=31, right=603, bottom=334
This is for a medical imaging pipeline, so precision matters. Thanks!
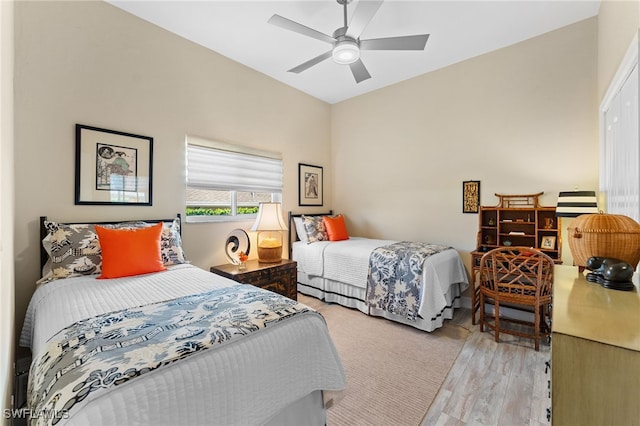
left=470, top=192, right=562, bottom=324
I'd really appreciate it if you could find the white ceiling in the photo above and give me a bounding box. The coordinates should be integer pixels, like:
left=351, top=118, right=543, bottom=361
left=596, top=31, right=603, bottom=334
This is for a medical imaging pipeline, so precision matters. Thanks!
left=107, top=0, right=601, bottom=104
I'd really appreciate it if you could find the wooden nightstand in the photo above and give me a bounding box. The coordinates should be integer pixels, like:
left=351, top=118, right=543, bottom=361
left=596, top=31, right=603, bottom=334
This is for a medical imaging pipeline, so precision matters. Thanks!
left=209, top=259, right=298, bottom=300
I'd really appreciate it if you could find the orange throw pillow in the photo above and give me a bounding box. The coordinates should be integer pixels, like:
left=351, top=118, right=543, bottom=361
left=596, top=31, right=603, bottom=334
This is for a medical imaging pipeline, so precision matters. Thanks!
left=323, top=215, right=349, bottom=241
left=96, top=222, right=166, bottom=279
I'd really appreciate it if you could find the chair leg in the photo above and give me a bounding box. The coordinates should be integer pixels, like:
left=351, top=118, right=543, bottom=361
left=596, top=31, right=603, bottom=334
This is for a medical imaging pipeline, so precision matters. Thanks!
left=534, top=306, right=540, bottom=351
left=539, top=306, right=547, bottom=332
left=494, top=301, right=499, bottom=343
left=545, top=304, right=552, bottom=331
left=479, top=293, right=485, bottom=332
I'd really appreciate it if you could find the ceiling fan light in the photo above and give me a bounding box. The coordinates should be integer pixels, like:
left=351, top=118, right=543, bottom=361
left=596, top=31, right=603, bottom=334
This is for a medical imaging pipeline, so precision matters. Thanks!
left=332, top=40, right=360, bottom=64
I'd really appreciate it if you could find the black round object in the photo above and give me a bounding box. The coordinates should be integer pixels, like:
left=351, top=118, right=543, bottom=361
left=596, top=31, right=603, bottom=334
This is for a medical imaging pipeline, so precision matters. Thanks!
left=603, top=262, right=634, bottom=283
left=601, top=280, right=635, bottom=291
left=586, top=257, right=635, bottom=291
left=586, top=256, right=607, bottom=271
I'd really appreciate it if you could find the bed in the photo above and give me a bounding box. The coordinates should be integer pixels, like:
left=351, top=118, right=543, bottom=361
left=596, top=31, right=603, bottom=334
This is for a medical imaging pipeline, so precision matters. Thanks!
left=289, top=212, right=469, bottom=332
left=19, top=215, right=345, bottom=426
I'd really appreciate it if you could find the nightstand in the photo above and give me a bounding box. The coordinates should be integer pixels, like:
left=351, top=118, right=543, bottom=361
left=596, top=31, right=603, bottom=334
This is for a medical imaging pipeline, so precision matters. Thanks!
left=209, top=259, right=298, bottom=300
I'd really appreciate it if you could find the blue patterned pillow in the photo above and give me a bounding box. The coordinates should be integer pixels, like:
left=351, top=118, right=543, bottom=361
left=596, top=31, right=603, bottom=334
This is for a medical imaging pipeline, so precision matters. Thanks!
left=39, top=222, right=105, bottom=284
left=160, top=218, right=188, bottom=266
left=302, top=215, right=328, bottom=244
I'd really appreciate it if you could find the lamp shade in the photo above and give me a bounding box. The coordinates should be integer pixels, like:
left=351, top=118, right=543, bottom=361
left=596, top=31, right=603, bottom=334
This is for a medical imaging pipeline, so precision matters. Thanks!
left=250, top=202, right=287, bottom=231
left=556, top=191, right=599, bottom=217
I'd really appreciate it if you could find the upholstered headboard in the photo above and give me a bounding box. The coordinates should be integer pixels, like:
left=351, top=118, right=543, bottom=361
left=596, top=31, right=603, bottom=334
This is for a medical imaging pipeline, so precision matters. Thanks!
left=287, top=211, right=332, bottom=259
left=39, top=214, right=182, bottom=273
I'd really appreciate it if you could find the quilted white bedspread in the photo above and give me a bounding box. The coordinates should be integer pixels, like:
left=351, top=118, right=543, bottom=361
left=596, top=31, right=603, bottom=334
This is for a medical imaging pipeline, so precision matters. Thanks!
left=294, top=237, right=395, bottom=281
left=20, top=264, right=346, bottom=425
left=293, top=237, right=469, bottom=323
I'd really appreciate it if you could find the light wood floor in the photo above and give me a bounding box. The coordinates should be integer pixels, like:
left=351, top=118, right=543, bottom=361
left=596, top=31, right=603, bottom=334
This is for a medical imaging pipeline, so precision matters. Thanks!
left=421, top=308, right=551, bottom=426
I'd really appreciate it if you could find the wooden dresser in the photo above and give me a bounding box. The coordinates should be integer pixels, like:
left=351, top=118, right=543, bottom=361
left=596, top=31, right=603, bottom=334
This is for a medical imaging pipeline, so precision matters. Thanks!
left=551, top=265, right=640, bottom=425
left=210, top=259, right=298, bottom=300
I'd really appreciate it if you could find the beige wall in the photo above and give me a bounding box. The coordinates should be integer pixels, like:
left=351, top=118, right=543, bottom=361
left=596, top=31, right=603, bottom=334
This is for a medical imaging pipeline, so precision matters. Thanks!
left=331, top=18, right=599, bottom=271
left=1, top=0, right=15, bottom=421
left=13, top=1, right=331, bottom=342
left=597, top=0, right=640, bottom=99
left=6, top=0, right=640, bottom=415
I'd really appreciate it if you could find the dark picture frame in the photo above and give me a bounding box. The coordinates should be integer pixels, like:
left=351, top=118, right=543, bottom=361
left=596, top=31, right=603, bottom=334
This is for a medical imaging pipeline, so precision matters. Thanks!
left=462, top=180, right=480, bottom=213
left=298, top=163, right=323, bottom=206
left=75, top=124, right=153, bottom=205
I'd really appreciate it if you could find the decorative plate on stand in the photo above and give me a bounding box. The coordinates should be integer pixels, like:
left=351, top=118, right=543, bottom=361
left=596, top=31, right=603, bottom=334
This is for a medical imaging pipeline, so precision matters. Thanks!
left=225, top=229, right=250, bottom=264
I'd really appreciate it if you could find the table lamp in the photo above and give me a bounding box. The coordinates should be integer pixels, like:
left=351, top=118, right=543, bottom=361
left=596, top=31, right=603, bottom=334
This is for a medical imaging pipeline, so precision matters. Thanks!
left=555, top=190, right=599, bottom=218
left=555, top=190, right=598, bottom=268
left=250, top=202, right=287, bottom=263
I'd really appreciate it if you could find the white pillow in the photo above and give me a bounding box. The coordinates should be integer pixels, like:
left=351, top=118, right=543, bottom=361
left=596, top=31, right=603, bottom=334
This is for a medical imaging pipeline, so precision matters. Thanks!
left=293, top=217, right=308, bottom=244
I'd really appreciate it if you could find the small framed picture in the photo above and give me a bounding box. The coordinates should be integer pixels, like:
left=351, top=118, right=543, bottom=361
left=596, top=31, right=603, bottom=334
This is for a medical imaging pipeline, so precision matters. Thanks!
left=540, top=236, right=556, bottom=250
left=298, top=163, right=323, bottom=206
left=462, top=180, right=480, bottom=213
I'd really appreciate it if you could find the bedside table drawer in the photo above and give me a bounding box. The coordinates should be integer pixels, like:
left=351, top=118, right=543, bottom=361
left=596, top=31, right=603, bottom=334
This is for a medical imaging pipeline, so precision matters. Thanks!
left=210, top=259, right=297, bottom=300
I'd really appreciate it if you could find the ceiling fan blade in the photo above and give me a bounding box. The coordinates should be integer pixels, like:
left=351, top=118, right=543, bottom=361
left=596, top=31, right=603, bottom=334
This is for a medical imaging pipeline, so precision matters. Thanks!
left=360, top=34, right=430, bottom=51
left=345, top=0, right=384, bottom=40
left=268, top=14, right=336, bottom=45
left=349, top=59, right=371, bottom=83
left=287, top=50, right=333, bottom=74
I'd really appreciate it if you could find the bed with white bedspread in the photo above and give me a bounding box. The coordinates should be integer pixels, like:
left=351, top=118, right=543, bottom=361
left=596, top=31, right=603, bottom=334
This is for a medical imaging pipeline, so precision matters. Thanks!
left=19, top=216, right=345, bottom=426
left=289, top=212, right=469, bottom=332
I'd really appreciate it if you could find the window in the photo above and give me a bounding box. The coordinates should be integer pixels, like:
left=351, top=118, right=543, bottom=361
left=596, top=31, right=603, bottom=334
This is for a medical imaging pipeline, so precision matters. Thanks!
left=185, top=136, right=282, bottom=222
left=600, top=35, right=639, bottom=223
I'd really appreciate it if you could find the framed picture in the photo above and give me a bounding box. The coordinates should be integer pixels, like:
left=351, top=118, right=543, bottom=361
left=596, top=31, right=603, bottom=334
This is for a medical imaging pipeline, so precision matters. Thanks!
left=462, top=180, right=480, bottom=213
left=75, top=124, right=153, bottom=205
left=298, top=163, right=323, bottom=206
left=540, top=236, right=556, bottom=250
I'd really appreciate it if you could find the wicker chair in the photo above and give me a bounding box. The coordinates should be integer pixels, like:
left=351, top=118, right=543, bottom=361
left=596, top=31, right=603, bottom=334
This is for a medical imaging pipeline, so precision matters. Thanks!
left=478, top=246, right=554, bottom=351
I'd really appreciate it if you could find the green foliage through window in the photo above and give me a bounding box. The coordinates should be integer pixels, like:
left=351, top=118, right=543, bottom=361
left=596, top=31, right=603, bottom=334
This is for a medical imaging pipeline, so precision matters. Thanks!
left=186, top=206, right=259, bottom=216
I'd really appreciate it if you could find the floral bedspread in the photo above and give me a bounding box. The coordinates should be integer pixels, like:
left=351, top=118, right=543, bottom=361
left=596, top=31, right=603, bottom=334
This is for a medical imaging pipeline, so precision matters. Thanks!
left=28, top=285, right=310, bottom=426
left=366, top=241, right=451, bottom=321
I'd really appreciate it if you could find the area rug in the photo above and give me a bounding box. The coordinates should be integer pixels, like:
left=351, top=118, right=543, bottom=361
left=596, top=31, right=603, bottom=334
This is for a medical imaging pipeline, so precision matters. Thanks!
left=299, top=295, right=469, bottom=426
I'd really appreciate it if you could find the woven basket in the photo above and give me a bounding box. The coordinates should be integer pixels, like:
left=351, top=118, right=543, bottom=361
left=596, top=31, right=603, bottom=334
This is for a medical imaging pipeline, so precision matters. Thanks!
left=567, top=213, right=640, bottom=268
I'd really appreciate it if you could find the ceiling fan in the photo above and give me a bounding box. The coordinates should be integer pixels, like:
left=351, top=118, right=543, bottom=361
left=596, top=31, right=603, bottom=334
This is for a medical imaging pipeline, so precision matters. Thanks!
left=268, top=0, right=429, bottom=83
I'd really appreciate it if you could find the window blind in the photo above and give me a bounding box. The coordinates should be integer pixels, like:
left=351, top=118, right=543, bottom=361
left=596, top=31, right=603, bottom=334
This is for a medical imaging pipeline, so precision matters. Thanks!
left=601, top=63, right=639, bottom=222
left=186, top=143, right=282, bottom=193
